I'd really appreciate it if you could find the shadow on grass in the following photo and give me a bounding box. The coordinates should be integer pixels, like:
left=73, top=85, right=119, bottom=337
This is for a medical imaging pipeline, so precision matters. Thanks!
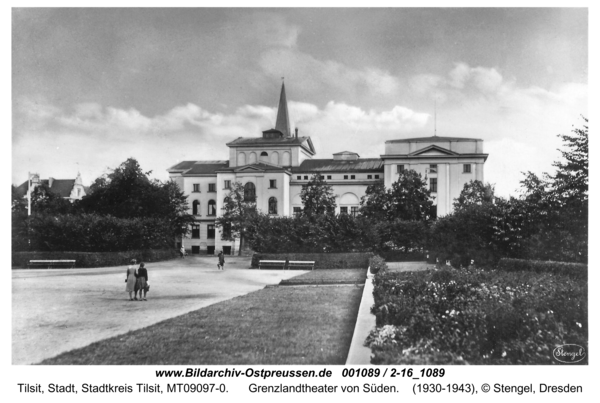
left=40, top=286, right=363, bottom=365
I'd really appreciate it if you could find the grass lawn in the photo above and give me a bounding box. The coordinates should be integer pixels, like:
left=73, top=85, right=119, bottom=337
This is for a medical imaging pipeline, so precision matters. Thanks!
left=280, top=269, right=367, bottom=285
left=40, top=285, right=363, bottom=365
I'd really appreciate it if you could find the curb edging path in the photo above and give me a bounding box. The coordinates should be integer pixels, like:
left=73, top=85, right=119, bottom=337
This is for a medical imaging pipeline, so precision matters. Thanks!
left=345, top=269, right=375, bottom=365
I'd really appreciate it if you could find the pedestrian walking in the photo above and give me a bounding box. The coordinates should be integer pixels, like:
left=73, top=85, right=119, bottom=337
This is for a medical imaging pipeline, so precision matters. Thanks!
left=180, top=246, right=186, bottom=258
left=218, top=250, right=225, bottom=270
left=125, top=259, right=137, bottom=301
left=135, top=262, right=149, bottom=301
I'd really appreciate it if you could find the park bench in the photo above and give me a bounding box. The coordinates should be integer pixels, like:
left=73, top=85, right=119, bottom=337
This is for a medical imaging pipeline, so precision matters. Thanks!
left=28, top=260, right=76, bottom=269
left=258, top=260, right=315, bottom=270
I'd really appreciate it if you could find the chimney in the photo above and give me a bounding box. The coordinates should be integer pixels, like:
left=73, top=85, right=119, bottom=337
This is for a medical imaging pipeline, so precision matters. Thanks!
left=295, top=127, right=298, bottom=138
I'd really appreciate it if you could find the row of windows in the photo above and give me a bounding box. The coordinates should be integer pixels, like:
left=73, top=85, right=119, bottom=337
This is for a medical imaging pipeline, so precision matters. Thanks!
left=295, top=174, right=380, bottom=181
left=192, top=200, right=217, bottom=216
left=237, top=151, right=291, bottom=166
left=397, top=164, right=472, bottom=174
left=191, top=224, right=215, bottom=239
left=193, top=182, right=231, bottom=193
left=292, top=206, right=359, bottom=217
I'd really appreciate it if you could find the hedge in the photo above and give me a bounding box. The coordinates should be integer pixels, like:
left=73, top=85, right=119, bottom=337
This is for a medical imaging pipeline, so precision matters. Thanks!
left=369, top=255, right=387, bottom=274
left=379, top=250, right=425, bottom=262
left=496, top=258, right=587, bottom=280
left=251, top=252, right=373, bottom=269
left=12, top=249, right=179, bottom=269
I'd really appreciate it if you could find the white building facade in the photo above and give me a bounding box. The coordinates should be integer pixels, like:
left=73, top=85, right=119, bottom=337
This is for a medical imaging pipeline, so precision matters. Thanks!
left=168, top=84, right=488, bottom=255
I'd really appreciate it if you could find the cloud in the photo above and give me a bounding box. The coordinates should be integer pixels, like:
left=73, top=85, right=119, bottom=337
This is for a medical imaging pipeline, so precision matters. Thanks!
left=13, top=98, right=428, bottom=185
left=259, top=48, right=401, bottom=99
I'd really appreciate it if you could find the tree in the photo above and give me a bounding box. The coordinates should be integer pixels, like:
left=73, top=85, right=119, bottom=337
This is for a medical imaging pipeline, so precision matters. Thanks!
left=360, top=169, right=434, bottom=222
left=300, top=174, right=337, bottom=218
left=453, top=180, right=495, bottom=210
left=216, top=182, right=258, bottom=255
left=77, top=158, right=193, bottom=238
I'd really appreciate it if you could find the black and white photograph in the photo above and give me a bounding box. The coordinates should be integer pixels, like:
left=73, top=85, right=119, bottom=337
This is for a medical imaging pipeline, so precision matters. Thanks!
left=7, top=3, right=595, bottom=400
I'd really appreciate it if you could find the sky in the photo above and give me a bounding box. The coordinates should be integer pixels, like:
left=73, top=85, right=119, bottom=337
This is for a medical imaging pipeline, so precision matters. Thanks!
left=12, top=7, right=588, bottom=197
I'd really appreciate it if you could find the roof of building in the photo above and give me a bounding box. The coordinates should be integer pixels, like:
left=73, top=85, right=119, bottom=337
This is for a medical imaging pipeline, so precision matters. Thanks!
left=386, top=135, right=483, bottom=143
left=15, top=179, right=76, bottom=198
left=217, top=162, right=291, bottom=173
left=226, top=136, right=316, bottom=155
left=332, top=151, right=360, bottom=156
left=275, top=82, right=291, bottom=137
left=292, top=158, right=384, bottom=173
left=167, top=161, right=229, bottom=175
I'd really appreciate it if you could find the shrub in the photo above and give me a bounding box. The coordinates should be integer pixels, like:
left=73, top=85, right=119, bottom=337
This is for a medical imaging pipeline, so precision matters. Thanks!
left=369, top=255, right=387, bottom=274
left=12, top=249, right=178, bottom=268
left=367, top=267, right=587, bottom=364
left=496, top=258, right=587, bottom=280
left=251, top=252, right=373, bottom=269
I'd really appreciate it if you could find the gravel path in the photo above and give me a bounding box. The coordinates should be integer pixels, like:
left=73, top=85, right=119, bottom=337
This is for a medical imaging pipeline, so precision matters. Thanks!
left=12, top=256, right=305, bottom=364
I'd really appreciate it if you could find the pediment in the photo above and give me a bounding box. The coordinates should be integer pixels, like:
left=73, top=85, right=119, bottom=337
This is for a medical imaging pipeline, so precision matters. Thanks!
left=409, top=145, right=458, bottom=156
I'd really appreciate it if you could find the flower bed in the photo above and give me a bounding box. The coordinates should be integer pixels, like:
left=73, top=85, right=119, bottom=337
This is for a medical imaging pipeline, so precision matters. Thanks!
left=366, top=267, right=587, bottom=364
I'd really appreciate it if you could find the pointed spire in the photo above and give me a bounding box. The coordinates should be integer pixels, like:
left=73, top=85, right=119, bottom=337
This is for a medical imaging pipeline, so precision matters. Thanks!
left=275, top=80, right=291, bottom=137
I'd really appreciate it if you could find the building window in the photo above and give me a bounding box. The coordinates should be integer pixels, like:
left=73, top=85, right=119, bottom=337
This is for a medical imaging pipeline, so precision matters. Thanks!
left=269, top=179, right=277, bottom=188
left=191, top=245, right=200, bottom=254
left=268, top=197, right=278, bottom=215
left=297, top=175, right=301, bottom=180
left=260, top=151, right=268, bottom=157
left=293, top=207, right=302, bottom=217
left=208, top=200, right=216, bottom=216
left=207, top=224, right=215, bottom=239
left=350, top=175, right=355, bottom=180
left=430, top=205, right=438, bottom=220
left=430, top=178, right=438, bottom=193
left=223, top=223, right=231, bottom=238
left=224, top=180, right=231, bottom=189
left=304, top=175, right=308, bottom=180
left=463, top=164, right=472, bottom=173
left=367, top=175, right=372, bottom=179
left=192, top=200, right=200, bottom=215
left=351, top=206, right=358, bottom=217
left=344, top=175, right=348, bottom=180
left=327, top=175, right=332, bottom=180
left=397, top=165, right=405, bottom=174
left=340, top=207, right=348, bottom=214
left=244, top=182, right=256, bottom=202
left=375, top=175, right=380, bottom=179
left=429, top=164, right=438, bottom=173
left=191, top=224, right=200, bottom=239
left=193, top=184, right=200, bottom=192
left=208, top=183, right=216, bottom=192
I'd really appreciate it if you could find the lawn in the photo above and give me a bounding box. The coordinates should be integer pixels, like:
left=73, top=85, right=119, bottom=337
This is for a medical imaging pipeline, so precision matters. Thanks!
left=280, top=269, right=367, bottom=285
left=40, top=285, right=363, bottom=365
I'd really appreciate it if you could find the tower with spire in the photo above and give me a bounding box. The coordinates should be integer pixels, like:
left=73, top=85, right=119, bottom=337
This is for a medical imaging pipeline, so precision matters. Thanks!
left=275, top=81, right=291, bottom=137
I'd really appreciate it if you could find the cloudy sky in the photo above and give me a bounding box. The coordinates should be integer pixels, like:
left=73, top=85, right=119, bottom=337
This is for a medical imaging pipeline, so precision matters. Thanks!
left=12, top=8, right=587, bottom=197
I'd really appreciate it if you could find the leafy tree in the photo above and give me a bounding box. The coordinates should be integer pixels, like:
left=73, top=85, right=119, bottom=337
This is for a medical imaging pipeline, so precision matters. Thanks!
left=360, top=169, right=434, bottom=221
left=300, top=174, right=337, bottom=218
left=454, top=180, right=496, bottom=210
left=78, top=158, right=192, bottom=237
left=216, top=181, right=258, bottom=255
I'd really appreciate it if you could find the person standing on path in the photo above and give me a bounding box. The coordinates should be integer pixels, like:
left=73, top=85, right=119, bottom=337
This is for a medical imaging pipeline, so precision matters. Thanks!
left=180, top=245, right=186, bottom=258
left=135, top=262, right=149, bottom=301
left=218, top=251, right=225, bottom=271
left=125, top=259, right=137, bottom=301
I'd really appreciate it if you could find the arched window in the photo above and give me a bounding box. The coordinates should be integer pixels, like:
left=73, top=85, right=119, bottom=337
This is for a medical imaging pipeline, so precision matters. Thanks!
left=237, top=152, right=246, bottom=166
left=249, top=152, right=257, bottom=164
left=244, top=182, right=256, bottom=202
left=260, top=151, right=269, bottom=163
left=208, top=200, right=216, bottom=216
left=268, top=197, right=277, bottom=215
left=192, top=200, right=200, bottom=215
left=282, top=151, right=291, bottom=166
left=271, top=151, right=279, bottom=165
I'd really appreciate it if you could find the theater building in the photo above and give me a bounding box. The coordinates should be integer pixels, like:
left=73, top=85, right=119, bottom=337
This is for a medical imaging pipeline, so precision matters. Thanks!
left=167, top=83, right=488, bottom=255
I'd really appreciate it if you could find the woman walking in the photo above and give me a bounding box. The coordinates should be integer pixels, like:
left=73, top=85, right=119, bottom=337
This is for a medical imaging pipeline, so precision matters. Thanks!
left=125, top=259, right=137, bottom=301
left=135, top=262, right=149, bottom=301
left=218, top=250, right=225, bottom=271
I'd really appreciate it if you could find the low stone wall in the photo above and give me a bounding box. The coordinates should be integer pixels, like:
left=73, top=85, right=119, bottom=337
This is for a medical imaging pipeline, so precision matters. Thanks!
left=12, top=249, right=179, bottom=269
left=251, top=252, right=374, bottom=269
